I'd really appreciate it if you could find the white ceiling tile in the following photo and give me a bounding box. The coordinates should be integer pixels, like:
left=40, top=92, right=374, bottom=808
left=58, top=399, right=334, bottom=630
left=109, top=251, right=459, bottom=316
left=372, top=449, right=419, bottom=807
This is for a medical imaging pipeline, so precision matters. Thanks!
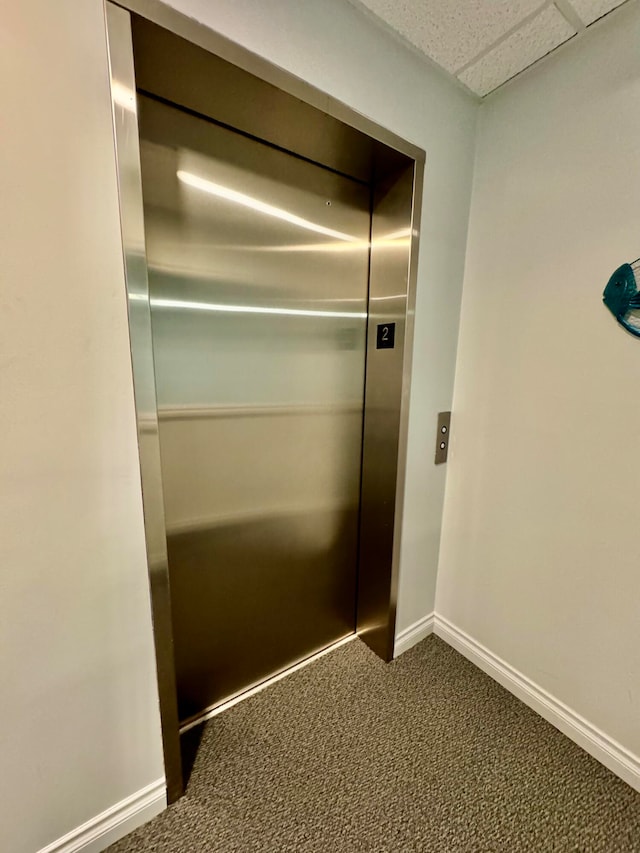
left=567, top=0, right=628, bottom=25
left=458, top=5, right=576, bottom=96
left=355, top=0, right=545, bottom=73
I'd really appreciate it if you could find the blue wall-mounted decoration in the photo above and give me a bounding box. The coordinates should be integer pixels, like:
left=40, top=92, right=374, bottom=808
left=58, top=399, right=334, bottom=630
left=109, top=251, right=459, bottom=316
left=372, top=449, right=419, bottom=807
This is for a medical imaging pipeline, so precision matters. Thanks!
left=603, top=259, right=640, bottom=338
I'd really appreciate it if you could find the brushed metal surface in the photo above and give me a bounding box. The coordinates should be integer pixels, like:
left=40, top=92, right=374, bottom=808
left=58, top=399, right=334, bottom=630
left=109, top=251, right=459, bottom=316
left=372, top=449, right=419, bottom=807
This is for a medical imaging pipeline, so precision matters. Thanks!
left=105, top=2, right=183, bottom=802
left=137, top=95, right=371, bottom=720
left=357, top=164, right=419, bottom=661
left=131, top=17, right=375, bottom=185
left=118, top=0, right=426, bottom=170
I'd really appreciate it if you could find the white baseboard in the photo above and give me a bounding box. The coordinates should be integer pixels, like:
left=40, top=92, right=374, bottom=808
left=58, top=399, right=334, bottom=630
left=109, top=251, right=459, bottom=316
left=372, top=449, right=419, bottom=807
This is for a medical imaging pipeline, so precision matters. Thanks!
left=38, top=778, right=166, bottom=853
left=434, top=614, right=640, bottom=793
left=394, top=612, right=435, bottom=658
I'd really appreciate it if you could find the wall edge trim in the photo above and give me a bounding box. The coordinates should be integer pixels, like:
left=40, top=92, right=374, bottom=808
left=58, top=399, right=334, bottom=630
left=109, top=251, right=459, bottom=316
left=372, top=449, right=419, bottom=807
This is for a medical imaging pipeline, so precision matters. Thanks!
left=434, top=614, right=640, bottom=793
left=394, top=611, right=435, bottom=657
left=36, top=778, right=166, bottom=853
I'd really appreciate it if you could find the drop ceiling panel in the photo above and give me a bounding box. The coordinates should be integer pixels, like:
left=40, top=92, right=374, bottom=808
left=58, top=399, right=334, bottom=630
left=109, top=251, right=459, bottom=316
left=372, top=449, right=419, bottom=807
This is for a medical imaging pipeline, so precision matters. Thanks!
left=459, top=5, right=576, bottom=96
left=355, top=0, right=546, bottom=73
left=569, top=0, right=628, bottom=24
left=350, top=0, right=632, bottom=97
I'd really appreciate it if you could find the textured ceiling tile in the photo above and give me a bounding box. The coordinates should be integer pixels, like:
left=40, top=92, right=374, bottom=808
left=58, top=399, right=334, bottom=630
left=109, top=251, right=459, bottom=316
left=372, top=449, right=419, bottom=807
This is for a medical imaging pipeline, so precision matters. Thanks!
left=458, top=5, right=576, bottom=96
left=567, top=0, right=628, bottom=25
left=356, top=0, right=545, bottom=73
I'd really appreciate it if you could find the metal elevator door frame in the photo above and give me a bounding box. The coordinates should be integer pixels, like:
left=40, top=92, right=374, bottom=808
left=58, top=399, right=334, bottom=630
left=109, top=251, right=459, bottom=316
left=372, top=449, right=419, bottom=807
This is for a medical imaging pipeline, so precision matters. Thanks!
left=105, top=0, right=425, bottom=804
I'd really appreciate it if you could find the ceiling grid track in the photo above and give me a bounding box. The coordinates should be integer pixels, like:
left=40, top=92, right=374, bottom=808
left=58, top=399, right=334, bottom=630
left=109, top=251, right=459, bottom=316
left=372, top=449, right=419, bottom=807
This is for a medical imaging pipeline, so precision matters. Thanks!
left=453, top=1, right=555, bottom=75
left=554, top=0, right=589, bottom=30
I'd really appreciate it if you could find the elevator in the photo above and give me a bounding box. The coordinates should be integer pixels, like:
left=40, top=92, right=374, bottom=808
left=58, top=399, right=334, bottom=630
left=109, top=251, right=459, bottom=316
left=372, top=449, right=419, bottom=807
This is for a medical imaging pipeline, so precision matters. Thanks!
left=106, top=2, right=424, bottom=801
left=139, top=93, right=370, bottom=721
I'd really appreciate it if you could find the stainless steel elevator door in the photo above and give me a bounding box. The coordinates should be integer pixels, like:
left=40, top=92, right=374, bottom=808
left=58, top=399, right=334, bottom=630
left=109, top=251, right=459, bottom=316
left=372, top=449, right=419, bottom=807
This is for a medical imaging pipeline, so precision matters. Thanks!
left=137, top=95, right=371, bottom=723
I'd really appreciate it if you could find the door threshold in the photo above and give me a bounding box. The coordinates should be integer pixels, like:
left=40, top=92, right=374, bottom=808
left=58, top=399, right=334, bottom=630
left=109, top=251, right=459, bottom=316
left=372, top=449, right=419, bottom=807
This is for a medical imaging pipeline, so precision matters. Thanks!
left=179, top=633, right=357, bottom=735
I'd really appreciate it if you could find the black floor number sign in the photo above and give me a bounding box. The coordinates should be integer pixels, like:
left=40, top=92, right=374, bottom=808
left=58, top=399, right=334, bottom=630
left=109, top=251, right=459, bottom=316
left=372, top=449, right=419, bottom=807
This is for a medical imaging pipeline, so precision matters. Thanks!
left=376, top=322, right=395, bottom=349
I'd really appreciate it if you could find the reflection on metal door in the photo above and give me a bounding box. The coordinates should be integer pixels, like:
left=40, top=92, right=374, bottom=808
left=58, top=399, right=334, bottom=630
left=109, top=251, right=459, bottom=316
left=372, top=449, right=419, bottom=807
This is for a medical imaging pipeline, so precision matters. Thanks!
left=138, top=95, right=371, bottom=723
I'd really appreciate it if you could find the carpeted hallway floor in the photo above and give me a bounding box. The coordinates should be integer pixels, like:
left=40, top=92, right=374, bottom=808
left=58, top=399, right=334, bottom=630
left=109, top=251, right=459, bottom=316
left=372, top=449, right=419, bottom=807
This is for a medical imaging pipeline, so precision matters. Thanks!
left=109, top=636, right=640, bottom=852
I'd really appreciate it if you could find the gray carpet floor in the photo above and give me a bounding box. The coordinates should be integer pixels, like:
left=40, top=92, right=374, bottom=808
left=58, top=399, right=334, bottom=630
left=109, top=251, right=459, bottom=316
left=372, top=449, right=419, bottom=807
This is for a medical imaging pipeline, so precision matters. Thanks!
left=109, top=636, right=640, bottom=852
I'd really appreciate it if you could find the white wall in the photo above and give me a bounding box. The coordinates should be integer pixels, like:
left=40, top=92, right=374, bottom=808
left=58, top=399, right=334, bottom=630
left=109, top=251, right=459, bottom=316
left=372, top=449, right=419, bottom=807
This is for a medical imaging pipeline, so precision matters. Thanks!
left=164, top=0, right=478, bottom=634
left=1, top=0, right=476, bottom=850
left=0, top=2, right=165, bottom=852
left=437, top=0, right=640, bottom=764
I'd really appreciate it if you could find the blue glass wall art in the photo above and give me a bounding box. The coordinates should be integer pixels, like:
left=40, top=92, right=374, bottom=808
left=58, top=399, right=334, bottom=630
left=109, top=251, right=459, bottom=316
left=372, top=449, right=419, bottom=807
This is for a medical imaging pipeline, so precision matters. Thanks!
left=603, top=259, right=640, bottom=338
